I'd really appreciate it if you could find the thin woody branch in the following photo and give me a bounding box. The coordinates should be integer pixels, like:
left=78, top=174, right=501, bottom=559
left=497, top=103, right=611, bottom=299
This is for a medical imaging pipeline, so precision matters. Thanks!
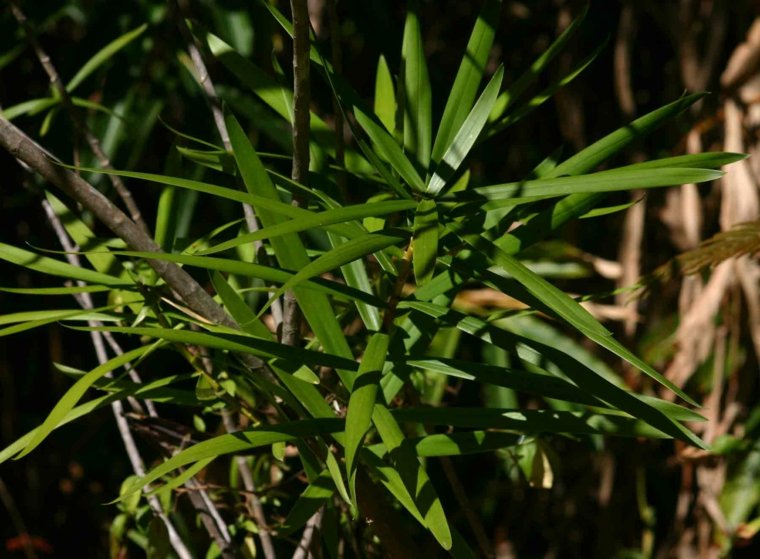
left=0, top=116, right=250, bottom=352
left=8, top=0, right=150, bottom=235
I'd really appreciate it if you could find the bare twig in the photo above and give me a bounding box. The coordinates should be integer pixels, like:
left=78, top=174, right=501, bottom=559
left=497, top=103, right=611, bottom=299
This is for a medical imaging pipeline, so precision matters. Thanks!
left=0, top=116, right=252, bottom=343
left=223, top=412, right=278, bottom=559
left=36, top=196, right=200, bottom=559
left=167, top=5, right=280, bottom=553
left=8, top=0, right=150, bottom=235
left=292, top=507, right=323, bottom=559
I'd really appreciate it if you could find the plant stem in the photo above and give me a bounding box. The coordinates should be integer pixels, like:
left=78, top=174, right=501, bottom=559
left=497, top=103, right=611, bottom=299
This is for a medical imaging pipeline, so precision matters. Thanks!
left=282, top=0, right=312, bottom=347
left=8, top=0, right=150, bottom=235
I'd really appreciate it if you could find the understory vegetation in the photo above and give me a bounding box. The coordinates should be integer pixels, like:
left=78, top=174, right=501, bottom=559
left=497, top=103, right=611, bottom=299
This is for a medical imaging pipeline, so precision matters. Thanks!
left=1, top=1, right=759, bottom=558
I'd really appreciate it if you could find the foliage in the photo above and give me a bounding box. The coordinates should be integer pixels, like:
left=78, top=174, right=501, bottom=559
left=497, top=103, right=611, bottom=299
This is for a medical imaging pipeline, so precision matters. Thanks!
left=0, top=1, right=750, bottom=557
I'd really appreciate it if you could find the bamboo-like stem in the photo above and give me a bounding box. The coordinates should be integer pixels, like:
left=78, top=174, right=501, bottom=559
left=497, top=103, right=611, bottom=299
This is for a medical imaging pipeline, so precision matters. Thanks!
left=8, top=0, right=150, bottom=235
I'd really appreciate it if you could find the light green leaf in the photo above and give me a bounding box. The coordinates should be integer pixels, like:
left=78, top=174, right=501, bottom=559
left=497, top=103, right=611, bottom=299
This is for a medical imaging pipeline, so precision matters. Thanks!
left=0, top=285, right=115, bottom=295
left=372, top=404, right=452, bottom=549
left=401, top=2, right=432, bottom=169
left=375, top=55, right=396, bottom=133
left=463, top=167, right=723, bottom=205
left=118, top=419, right=344, bottom=501
left=431, top=0, right=501, bottom=163
left=426, top=65, right=504, bottom=196
left=345, top=333, right=388, bottom=497
left=226, top=111, right=357, bottom=388
left=258, top=232, right=408, bottom=318
left=198, top=199, right=416, bottom=255
left=412, top=199, right=438, bottom=285
left=210, top=271, right=272, bottom=339
left=279, top=471, right=335, bottom=536
left=0, top=242, right=124, bottom=286
left=145, top=458, right=214, bottom=498
left=408, top=431, right=523, bottom=457
left=82, top=325, right=358, bottom=371
left=354, top=109, right=425, bottom=193
left=15, top=343, right=160, bottom=459
left=1, top=97, right=57, bottom=120
left=0, top=307, right=122, bottom=337
left=110, top=249, right=382, bottom=307
left=328, top=232, right=383, bottom=332
left=67, top=24, right=147, bottom=93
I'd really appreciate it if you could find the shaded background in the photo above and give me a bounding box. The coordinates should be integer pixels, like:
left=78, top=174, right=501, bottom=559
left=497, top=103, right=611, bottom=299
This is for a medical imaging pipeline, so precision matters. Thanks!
left=2, top=0, right=760, bottom=557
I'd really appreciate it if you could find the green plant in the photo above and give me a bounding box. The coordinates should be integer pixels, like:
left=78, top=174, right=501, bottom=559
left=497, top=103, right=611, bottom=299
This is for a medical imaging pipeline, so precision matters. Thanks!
left=0, top=1, right=744, bottom=556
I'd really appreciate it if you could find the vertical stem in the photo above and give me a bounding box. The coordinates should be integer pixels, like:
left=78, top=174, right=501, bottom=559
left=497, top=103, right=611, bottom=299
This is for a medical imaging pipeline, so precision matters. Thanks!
left=282, top=0, right=312, bottom=347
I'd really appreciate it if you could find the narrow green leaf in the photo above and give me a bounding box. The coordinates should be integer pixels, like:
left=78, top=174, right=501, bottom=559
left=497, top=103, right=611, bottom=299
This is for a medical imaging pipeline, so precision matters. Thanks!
left=82, top=325, right=358, bottom=371
left=118, top=419, right=344, bottom=501
left=59, top=164, right=357, bottom=239
left=203, top=28, right=335, bottom=152
left=0, top=307, right=122, bottom=337
left=372, top=404, right=452, bottom=549
left=66, top=24, right=147, bottom=93
left=325, top=450, right=352, bottom=506
left=549, top=93, right=707, bottom=179
left=345, top=333, right=389, bottom=496
left=458, top=241, right=698, bottom=406
left=16, top=343, right=160, bottom=459
left=488, top=40, right=605, bottom=135
left=0, top=285, right=115, bottom=295
left=604, top=152, right=747, bottom=172
left=400, top=300, right=706, bottom=448
left=145, top=458, right=214, bottom=498
left=431, top=0, right=501, bottom=163
left=374, top=55, right=396, bottom=133
left=0, top=242, right=124, bottom=286
left=392, top=407, right=600, bottom=434
left=0, top=374, right=195, bottom=465
left=198, top=200, right=416, bottom=255
left=258, top=232, right=408, bottom=318
left=354, top=110, right=426, bottom=192
left=490, top=4, right=587, bottom=120
left=463, top=168, right=723, bottom=204
left=412, top=199, right=438, bottom=285
left=328, top=232, right=383, bottom=332
left=1, top=97, right=57, bottom=120
left=279, top=471, right=335, bottom=536
left=210, top=271, right=272, bottom=339
left=493, top=93, right=709, bottom=256
left=226, top=112, right=357, bottom=388
left=401, top=2, right=432, bottom=169
left=408, top=431, right=523, bottom=457
left=110, top=250, right=383, bottom=307
left=404, top=357, right=605, bottom=407
left=426, top=65, right=504, bottom=196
